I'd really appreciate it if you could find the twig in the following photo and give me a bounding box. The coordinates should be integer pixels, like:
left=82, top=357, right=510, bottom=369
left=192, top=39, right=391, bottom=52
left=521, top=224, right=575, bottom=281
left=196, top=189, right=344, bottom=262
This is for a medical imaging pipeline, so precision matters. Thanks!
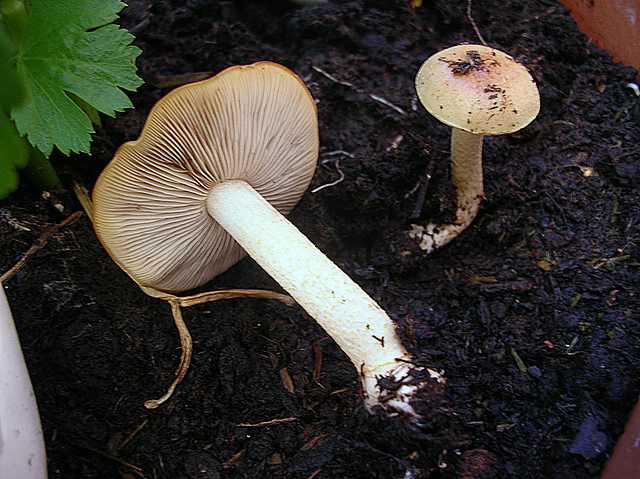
left=313, top=341, right=323, bottom=382
left=75, top=442, right=145, bottom=478
left=410, top=176, right=431, bottom=219
left=385, top=134, right=404, bottom=152
left=280, top=367, right=295, bottom=394
left=223, top=449, right=246, bottom=468
left=236, top=417, right=298, bottom=428
left=369, top=94, right=406, bottom=116
left=0, top=211, right=83, bottom=284
left=329, top=387, right=351, bottom=396
left=117, top=419, right=149, bottom=451
left=467, top=0, right=487, bottom=46
left=72, top=181, right=94, bottom=222
left=404, top=181, right=421, bottom=199
left=410, top=162, right=434, bottom=220
left=312, top=66, right=406, bottom=115
left=312, top=66, right=354, bottom=88
left=509, top=347, right=527, bottom=373
left=0, top=210, right=32, bottom=231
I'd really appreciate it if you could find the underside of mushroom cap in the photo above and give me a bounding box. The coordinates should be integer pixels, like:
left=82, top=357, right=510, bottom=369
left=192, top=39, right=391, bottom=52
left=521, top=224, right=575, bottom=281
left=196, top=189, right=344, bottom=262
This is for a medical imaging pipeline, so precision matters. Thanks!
left=93, top=62, right=319, bottom=292
left=416, top=44, right=540, bottom=135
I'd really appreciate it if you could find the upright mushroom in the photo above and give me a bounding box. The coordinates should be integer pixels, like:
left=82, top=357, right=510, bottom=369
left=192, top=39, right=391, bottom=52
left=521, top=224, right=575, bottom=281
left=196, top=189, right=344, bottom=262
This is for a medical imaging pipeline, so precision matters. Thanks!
left=410, top=44, right=540, bottom=252
left=93, top=62, right=441, bottom=416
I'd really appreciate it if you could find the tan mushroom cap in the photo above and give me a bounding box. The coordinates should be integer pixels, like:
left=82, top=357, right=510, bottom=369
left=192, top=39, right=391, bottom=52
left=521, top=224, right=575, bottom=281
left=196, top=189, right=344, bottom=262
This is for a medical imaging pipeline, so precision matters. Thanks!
left=93, top=62, right=319, bottom=292
left=416, top=44, right=540, bottom=135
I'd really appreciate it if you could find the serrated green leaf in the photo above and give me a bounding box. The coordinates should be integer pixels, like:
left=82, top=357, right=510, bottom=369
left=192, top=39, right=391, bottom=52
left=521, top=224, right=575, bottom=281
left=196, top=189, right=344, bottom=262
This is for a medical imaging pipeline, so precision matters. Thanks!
left=10, top=0, right=142, bottom=156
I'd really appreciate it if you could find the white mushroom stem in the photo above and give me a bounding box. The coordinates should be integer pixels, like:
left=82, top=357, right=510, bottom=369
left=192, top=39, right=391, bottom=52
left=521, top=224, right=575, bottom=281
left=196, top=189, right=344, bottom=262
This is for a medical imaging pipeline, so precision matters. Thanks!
left=411, top=128, right=484, bottom=252
left=208, top=180, right=432, bottom=414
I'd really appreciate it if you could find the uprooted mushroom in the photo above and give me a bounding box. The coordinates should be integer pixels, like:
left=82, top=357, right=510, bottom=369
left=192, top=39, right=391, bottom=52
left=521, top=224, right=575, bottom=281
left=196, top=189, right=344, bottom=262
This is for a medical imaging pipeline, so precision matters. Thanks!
left=409, top=44, right=540, bottom=252
left=93, top=62, right=443, bottom=417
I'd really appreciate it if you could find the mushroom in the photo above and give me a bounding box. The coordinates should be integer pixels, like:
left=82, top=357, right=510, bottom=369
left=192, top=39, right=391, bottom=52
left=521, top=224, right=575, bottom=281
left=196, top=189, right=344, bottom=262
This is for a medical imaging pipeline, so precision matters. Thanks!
left=93, top=62, right=442, bottom=416
left=410, top=44, right=540, bottom=252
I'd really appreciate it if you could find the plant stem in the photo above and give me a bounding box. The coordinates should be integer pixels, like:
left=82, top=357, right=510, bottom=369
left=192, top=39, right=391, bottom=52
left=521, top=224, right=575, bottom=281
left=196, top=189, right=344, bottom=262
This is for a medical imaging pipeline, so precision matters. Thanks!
left=0, top=0, right=28, bottom=46
left=22, top=146, right=62, bottom=192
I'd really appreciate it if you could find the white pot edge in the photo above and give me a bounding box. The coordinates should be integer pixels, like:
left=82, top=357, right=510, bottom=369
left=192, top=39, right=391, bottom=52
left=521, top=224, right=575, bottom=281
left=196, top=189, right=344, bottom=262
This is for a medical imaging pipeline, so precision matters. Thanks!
left=0, top=284, right=47, bottom=479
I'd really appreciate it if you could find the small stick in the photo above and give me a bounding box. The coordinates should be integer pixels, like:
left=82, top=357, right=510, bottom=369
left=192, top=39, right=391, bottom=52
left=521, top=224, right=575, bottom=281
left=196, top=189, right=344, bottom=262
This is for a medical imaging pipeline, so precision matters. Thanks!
left=329, top=387, right=351, bottom=396
left=410, top=162, right=434, bottom=220
left=0, top=211, right=83, bottom=284
left=223, top=449, right=246, bottom=468
left=75, top=443, right=145, bottom=477
left=72, top=181, right=94, bottom=222
left=311, top=66, right=354, bottom=88
left=467, top=0, right=487, bottom=46
left=369, top=93, right=406, bottom=116
left=237, top=417, right=298, bottom=428
left=313, top=342, right=323, bottom=382
left=117, top=419, right=149, bottom=451
left=510, top=347, right=527, bottom=373
left=280, top=367, right=295, bottom=394
left=312, top=66, right=406, bottom=115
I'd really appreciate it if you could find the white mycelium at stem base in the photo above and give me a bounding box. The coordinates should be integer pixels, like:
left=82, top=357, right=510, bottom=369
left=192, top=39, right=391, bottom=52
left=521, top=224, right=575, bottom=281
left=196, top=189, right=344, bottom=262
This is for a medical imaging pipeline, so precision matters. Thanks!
left=208, top=180, right=421, bottom=412
left=413, top=128, right=484, bottom=252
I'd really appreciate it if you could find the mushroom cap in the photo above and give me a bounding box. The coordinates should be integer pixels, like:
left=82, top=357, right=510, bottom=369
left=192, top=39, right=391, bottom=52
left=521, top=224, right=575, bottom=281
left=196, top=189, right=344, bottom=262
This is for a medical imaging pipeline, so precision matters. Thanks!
left=416, top=44, right=540, bottom=135
left=93, top=62, right=319, bottom=292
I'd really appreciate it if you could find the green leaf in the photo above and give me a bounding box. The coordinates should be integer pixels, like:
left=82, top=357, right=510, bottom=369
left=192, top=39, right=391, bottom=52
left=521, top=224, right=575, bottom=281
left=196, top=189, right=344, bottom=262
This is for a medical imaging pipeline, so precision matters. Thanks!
left=0, top=110, right=29, bottom=198
left=10, top=0, right=142, bottom=156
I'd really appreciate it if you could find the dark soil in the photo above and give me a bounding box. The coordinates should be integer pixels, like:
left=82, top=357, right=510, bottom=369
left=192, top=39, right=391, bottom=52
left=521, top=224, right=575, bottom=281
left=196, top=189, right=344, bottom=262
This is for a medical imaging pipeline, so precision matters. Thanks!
left=2, top=1, right=639, bottom=478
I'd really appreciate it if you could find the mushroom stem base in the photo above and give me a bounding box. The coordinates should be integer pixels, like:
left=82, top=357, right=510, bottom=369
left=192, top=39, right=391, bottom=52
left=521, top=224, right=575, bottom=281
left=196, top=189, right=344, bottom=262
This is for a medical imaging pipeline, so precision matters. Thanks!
left=208, top=180, right=429, bottom=415
left=410, top=128, right=484, bottom=252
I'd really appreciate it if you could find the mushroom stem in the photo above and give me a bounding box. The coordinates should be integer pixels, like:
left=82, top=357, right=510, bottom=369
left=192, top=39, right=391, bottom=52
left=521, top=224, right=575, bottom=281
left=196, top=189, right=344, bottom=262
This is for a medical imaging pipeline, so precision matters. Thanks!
left=415, top=128, right=484, bottom=252
left=207, top=180, right=425, bottom=413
